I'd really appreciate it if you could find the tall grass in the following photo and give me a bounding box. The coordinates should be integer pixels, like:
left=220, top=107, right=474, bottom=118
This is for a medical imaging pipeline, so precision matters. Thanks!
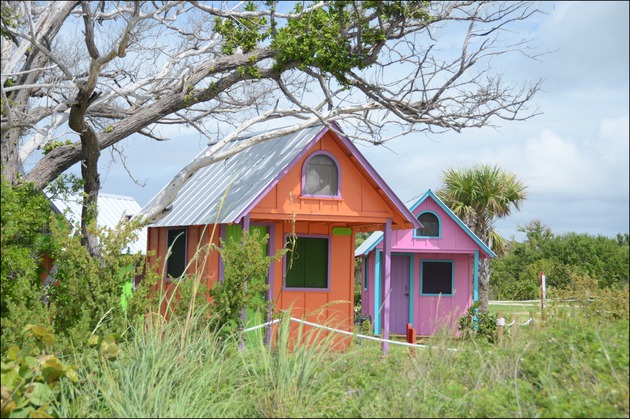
left=54, top=299, right=629, bottom=418
left=55, top=306, right=252, bottom=418
left=238, top=310, right=347, bottom=418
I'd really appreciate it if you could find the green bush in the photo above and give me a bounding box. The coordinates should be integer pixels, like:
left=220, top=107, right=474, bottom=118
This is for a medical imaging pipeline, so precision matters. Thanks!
left=491, top=221, right=629, bottom=300
left=208, top=229, right=285, bottom=338
left=549, top=272, right=629, bottom=321
left=1, top=179, right=55, bottom=353
left=1, top=325, right=78, bottom=418
left=1, top=179, right=160, bottom=354
left=457, top=300, right=498, bottom=344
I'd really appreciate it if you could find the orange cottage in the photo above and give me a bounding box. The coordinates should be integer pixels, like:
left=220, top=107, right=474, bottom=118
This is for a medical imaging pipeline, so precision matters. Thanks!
left=144, top=123, right=419, bottom=349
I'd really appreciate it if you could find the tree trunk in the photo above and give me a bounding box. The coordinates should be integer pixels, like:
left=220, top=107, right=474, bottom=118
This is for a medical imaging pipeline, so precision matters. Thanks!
left=478, top=257, right=491, bottom=312
left=1, top=130, right=21, bottom=182
left=69, top=89, right=101, bottom=257
left=2, top=1, right=80, bottom=184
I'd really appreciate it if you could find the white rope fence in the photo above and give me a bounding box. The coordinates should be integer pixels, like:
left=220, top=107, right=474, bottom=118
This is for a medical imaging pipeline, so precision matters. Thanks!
left=504, top=317, right=534, bottom=327
left=500, top=317, right=536, bottom=327
left=243, top=317, right=458, bottom=351
left=243, top=312, right=539, bottom=351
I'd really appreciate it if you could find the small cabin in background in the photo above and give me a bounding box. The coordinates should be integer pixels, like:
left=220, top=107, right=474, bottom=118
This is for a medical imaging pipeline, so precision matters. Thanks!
left=355, top=189, right=495, bottom=337
left=43, top=193, right=147, bottom=301
left=49, top=192, right=147, bottom=254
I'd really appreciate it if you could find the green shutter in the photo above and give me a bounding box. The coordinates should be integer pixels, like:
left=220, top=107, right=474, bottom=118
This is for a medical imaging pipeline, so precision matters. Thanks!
left=225, top=224, right=243, bottom=245
left=286, top=237, right=328, bottom=288
left=304, top=238, right=328, bottom=288
left=286, top=238, right=307, bottom=287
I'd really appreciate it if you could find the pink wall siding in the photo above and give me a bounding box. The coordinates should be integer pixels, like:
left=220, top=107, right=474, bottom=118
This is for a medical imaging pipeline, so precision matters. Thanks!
left=362, top=194, right=486, bottom=336
left=413, top=253, right=472, bottom=336
left=376, top=198, right=486, bottom=254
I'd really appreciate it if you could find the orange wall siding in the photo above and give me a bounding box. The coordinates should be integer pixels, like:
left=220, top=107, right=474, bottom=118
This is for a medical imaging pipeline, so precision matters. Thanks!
left=250, top=132, right=406, bottom=227
left=268, top=221, right=355, bottom=348
left=146, top=225, right=221, bottom=317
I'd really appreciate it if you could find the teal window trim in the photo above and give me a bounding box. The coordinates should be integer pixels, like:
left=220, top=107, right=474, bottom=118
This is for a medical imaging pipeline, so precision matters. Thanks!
left=413, top=211, right=441, bottom=238
left=374, top=249, right=381, bottom=335
left=420, top=260, right=454, bottom=296
left=408, top=254, right=415, bottom=327
left=473, top=251, right=479, bottom=302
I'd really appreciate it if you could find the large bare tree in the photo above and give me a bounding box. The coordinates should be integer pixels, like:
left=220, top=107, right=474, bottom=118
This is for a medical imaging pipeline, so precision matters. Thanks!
left=1, top=1, right=543, bottom=255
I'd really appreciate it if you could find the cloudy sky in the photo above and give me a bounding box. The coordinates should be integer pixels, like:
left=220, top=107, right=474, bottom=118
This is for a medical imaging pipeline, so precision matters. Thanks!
left=94, top=1, right=629, bottom=242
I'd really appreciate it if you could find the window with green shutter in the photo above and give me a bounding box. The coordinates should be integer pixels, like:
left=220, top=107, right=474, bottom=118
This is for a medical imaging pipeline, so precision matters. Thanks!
left=285, top=236, right=329, bottom=289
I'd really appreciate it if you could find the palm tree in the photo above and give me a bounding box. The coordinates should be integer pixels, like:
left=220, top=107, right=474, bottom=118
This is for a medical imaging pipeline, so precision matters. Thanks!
left=437, top=164, right=527, bottom=312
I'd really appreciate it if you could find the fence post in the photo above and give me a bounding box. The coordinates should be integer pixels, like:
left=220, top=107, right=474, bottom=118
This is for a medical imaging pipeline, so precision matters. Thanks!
left=510, top=313, right=517, bottom=343
left=406, top=323, right=417, bottom=357
left=540, top=271, right=547, bottom=321
left=496, top=310, right=505, bottom=344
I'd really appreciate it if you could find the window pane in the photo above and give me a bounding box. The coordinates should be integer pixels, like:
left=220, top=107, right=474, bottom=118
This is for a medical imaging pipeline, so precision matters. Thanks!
left=305, top=154, right=338, bottom=195
left=286, top=237, right=328, bottom=288
left=421, top=261, right=452, bottom=294
left=167, top=228, right=187, bottom=279
left=416, top=213, right=439, bottom=237
left=286, top=238, right=307, bottom=287
left=304, top=238, right=327, bottom=288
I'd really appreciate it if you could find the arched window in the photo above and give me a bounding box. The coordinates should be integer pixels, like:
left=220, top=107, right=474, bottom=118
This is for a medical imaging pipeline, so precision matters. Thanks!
left=415, top=212, right=440, bottom=237
left=303, top=152, right=340, bottom=197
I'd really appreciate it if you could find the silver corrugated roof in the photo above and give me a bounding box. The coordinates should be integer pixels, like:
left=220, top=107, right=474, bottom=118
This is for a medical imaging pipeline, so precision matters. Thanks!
left=146, top=125, right=324, bottom=227
left=354, top=231, right=384, bottom=257
left=50, top=193, right=148, bottom=254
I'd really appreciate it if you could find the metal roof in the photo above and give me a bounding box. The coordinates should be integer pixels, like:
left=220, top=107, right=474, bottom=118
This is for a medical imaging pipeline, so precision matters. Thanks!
left=146, top=125, right=326, bottom=227
left=50, top=193, right=148, bottom=254
left=355, top=231, right=384, bottom=256
left=354, top=189, right=495, bottom=258
left=145, top=123, right=420, bottom=230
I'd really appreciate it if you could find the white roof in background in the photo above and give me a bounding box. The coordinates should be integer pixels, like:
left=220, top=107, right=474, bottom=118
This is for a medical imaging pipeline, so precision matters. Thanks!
left=355, top=231, right=384, bottom=257
left=50, top=193, right=147, bottom=254
left=145, top=125, right=325, bottom=227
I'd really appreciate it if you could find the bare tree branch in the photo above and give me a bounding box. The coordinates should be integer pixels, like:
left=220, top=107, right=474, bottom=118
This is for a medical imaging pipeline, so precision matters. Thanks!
left=1, top=1, right=545, bottom=244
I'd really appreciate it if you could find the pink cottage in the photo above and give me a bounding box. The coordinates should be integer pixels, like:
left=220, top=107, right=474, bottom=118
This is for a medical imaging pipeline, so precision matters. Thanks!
left=355, top=189, right=495, bottom=336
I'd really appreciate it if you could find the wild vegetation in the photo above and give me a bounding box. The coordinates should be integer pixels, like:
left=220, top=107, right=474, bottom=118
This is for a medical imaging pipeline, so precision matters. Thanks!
left=2, top=292, right=628, bottom=418
left=2, top=180, right=628, bottom=418
left=491, top=220, right=629, bottom=301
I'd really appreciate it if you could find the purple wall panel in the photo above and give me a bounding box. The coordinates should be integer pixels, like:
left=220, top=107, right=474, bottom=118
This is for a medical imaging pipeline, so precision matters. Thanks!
left=390, top=254, right=410, bottom=335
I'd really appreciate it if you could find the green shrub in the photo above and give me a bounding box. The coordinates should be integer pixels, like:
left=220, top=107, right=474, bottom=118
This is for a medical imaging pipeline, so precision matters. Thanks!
left=1, top=179, right=55, bottom=353
left=208, top=229, right=285, bottom=339
left=1, top=325, right=78, bottom=418
left=1, top=179, right=160, bottom=354
left=457, top=300, right=498, bottom=343
left=549, top=272, right=629, bottom=321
